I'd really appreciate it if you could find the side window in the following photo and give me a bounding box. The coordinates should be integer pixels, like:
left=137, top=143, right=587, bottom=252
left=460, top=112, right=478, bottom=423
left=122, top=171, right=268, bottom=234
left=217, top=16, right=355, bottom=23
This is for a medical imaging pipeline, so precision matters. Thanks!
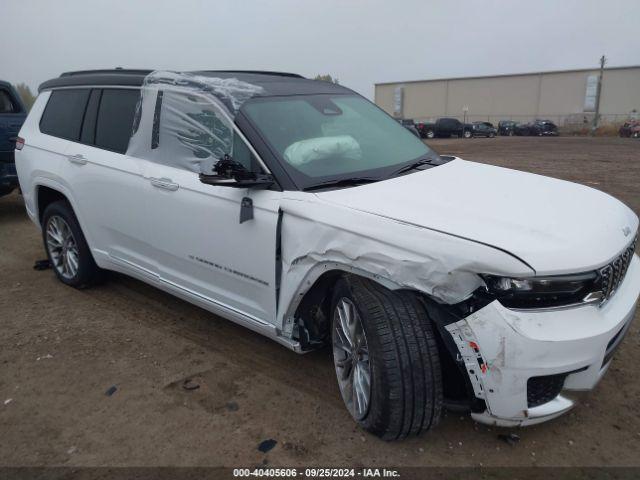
left=155, top=91, right=258, bottom=173
left=40, top=89, right=90, bottom=141
left=0, top=89, right=17, bottom=113
left=94, top=89, right=139, bottom=154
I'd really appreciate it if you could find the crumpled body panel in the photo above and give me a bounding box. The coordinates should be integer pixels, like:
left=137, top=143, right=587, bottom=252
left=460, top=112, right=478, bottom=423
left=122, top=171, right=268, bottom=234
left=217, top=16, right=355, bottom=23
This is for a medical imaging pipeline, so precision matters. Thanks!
left=277, top=193, right=534, bottom=328
left=446, top=254, right=640, bottom=425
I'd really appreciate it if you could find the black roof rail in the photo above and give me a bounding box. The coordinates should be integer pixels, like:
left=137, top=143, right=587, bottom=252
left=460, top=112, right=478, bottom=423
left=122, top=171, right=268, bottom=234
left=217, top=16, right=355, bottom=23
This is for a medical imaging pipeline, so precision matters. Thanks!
left=60, top=69, right=153, bottom=77
left=194, top=70, right=304, bottom=79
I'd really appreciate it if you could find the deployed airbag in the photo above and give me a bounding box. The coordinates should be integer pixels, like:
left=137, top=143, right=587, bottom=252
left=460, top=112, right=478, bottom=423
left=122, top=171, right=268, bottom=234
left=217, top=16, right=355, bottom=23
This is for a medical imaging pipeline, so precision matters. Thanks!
left=283, top=135, right=362, bottom=166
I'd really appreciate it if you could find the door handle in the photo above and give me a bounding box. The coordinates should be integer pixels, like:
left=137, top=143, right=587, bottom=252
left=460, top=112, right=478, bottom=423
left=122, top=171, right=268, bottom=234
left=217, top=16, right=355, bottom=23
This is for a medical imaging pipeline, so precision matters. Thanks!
left=150, top=177, right=179, bottom=191
left=67, top=154, right=87, bottom=165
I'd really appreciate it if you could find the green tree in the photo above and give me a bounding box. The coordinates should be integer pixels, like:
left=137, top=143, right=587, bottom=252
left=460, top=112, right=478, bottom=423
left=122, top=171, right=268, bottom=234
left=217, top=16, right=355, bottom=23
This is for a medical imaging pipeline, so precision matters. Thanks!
left=15, top=83, right=36, bottom=111
left=314, top=74, right=339, bottom=84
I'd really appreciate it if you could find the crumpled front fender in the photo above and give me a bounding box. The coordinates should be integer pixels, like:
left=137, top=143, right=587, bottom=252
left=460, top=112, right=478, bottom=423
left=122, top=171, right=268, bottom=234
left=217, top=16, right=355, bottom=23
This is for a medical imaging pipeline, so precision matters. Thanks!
left=276, top=194, right=534, bottom=336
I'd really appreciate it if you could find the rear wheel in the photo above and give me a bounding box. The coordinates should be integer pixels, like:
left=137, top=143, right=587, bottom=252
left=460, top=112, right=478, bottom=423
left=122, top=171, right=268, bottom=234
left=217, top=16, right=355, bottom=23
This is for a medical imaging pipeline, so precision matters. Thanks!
left=463, top=130, right=472, bottom=139
left=425, top=129, right=435, bottom=139
left=42, top=201, right=104, bottom=288
left=331, top=276, right=443, bottom=440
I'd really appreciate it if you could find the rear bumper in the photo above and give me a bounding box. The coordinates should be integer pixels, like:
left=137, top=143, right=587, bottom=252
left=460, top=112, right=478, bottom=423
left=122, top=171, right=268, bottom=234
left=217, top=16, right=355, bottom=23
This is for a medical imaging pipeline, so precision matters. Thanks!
left=445, top=254, right=640, bottom=426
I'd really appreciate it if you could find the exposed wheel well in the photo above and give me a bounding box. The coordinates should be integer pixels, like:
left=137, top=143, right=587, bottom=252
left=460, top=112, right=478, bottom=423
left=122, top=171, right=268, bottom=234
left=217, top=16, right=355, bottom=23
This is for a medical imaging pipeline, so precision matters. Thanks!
left=293, top=270, right=344, bottom=347
left=37, top=186, right=68, bottom=223
left=294, top=270, right=472, bottom=408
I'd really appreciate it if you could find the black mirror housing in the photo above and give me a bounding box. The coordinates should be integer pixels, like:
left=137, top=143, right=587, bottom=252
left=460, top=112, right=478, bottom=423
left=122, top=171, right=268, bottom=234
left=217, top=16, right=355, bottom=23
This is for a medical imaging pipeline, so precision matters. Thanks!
left=199, top=154, right=274, bottom=189
left=199, top=173, right=275, bottom=189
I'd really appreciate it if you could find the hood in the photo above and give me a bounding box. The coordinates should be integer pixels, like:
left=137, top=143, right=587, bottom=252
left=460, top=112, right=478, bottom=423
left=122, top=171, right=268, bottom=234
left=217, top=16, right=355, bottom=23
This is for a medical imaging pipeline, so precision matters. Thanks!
left=315, top=159, right=638, bottom=275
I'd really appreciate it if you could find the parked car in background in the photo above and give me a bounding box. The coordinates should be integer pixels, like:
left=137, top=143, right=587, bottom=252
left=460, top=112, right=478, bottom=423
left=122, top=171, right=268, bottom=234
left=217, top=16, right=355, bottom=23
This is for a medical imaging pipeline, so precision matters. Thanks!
left=0, top=81, right=27, bottom=197
left=416, top=117, right=472, bottom=139
left=396, top=118, right=421, bottom=138
left=531, top=119, right=559, bottom=136
left=619, top=120, right=640, bottom=138
left=498, top=120, right=518, bottom=136
left=514, top=122, right=533, bottom=136
left=514, top=120, right=559, bottom=137
left=471, top=122, right=497, bottom=138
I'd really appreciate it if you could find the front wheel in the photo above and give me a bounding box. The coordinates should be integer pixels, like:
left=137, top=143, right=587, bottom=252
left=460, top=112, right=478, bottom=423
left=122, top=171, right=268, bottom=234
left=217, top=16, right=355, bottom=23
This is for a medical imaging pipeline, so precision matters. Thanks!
left=331, top=277, right=443, bottom=440
left=425, top=129, right=435, bottom=139
left=463, top=130, right=472, bottom=139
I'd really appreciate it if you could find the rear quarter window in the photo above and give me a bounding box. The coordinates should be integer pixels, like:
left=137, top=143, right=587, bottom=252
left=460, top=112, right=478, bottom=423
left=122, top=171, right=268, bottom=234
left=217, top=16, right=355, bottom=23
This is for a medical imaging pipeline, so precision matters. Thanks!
left=40, top=89, right=90, bottom=141
left=94, top=89, right=139, bottom=154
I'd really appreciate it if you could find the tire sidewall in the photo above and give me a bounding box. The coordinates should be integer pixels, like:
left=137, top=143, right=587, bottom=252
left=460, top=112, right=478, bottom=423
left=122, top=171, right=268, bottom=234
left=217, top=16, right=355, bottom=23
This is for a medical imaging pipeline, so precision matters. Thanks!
left=331, top=278, right=388, bottom=431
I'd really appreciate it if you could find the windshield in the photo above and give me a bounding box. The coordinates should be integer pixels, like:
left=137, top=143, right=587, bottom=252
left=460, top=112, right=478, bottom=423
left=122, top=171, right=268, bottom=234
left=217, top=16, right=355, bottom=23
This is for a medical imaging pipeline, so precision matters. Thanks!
left=241, top=94, right=440, bottom=189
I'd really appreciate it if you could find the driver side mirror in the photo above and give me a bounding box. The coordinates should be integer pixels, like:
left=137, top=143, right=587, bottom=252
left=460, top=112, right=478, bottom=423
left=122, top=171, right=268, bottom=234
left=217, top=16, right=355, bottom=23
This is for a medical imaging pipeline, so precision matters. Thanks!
left=199, top=155, right=274, bottom=189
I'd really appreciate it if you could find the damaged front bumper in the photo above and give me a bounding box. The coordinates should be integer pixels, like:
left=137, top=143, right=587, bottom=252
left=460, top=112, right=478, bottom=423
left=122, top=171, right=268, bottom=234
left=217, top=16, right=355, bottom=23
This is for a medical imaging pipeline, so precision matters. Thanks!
left=446, top=254, right=640, bottom=427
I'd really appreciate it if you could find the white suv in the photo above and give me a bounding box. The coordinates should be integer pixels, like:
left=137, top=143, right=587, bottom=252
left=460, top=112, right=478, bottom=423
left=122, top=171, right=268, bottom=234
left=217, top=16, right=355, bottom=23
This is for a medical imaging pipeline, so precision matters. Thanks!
left=16, top=69, right=640, bottom=440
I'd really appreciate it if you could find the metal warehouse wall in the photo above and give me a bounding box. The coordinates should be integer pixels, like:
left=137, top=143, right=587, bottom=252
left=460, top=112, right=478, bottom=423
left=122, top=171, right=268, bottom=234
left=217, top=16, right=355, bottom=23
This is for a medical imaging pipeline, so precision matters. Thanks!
left=375, top=66, right=640, bottom=125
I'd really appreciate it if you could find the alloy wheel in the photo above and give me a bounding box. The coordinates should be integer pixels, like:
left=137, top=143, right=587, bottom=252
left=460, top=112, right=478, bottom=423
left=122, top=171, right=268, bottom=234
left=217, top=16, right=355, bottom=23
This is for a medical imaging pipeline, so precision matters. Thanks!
left=45, top=215, right=79, bottom=279
left=332, top=297, right=371, bottom=420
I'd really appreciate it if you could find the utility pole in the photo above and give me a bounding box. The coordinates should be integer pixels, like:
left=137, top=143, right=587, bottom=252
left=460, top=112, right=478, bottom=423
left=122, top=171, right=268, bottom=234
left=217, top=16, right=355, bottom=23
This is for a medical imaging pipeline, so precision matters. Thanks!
left=591, top=55, right=606, bottom=135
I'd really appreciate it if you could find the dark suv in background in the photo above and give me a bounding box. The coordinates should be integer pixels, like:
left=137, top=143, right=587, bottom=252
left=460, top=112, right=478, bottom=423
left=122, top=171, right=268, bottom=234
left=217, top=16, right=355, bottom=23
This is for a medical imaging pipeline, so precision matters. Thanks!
left=498, top=120, right=518, bottom=136
left=0, top=81, right=27, bottom=197
left=471, top=122, right=497, bottom=137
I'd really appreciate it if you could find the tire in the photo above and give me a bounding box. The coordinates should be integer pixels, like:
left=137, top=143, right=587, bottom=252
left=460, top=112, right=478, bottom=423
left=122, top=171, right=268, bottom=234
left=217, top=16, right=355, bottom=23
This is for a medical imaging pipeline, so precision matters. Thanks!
left=489, top=132, right=495, bottom=138
left=508, top=130, right=514, bottom=136
left=463, top=130, right=472, bottom=139
left=330, top=276, right=442, bottom=440
left=425, top=130, right=435, bottom=139
left=42, top=200, right=104, bottom=288
left=633, top=131, right=639, bottom=139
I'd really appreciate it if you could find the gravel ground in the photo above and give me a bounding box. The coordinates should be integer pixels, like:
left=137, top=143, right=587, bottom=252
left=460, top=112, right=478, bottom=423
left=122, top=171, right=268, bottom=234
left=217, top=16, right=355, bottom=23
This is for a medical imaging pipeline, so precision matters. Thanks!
left=0, top=136, right=639, bottom=468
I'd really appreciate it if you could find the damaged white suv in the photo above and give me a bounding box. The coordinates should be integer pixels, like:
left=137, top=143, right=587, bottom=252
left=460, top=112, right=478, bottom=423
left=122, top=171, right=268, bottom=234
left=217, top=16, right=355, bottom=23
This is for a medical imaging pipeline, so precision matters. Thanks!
left=16, top=69, right=640, bottom=440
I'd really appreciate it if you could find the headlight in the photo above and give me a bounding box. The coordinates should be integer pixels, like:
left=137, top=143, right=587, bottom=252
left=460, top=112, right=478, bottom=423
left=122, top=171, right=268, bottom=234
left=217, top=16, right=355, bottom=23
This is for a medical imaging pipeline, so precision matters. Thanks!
left=482, top=272, right=599, bottom=309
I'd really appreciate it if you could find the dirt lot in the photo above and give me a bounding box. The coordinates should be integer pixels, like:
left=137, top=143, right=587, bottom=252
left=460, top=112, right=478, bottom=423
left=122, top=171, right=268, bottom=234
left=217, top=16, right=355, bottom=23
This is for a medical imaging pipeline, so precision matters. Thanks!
left=1, top=136, right=639, bottom=468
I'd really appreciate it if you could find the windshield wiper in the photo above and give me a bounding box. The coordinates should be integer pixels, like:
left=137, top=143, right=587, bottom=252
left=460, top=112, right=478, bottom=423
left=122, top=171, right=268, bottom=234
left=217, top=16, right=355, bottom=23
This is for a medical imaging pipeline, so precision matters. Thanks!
left=388, top=158, right=440, bottom=178
left=303, top=177, right=380, bottom=192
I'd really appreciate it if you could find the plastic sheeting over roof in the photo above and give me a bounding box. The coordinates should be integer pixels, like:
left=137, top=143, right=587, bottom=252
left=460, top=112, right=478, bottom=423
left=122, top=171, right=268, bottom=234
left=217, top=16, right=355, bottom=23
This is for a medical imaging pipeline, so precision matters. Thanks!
left=126, top=70, right=266, bottom=173
left=142, top=70, right=266, bottom=114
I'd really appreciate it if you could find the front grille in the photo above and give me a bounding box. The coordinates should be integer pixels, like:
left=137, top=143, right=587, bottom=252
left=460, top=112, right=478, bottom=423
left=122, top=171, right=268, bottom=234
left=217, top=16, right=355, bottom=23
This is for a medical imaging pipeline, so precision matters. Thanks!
left=527, top=373, right=567, bottom=408
left=597, top=235, right=637, bottom=304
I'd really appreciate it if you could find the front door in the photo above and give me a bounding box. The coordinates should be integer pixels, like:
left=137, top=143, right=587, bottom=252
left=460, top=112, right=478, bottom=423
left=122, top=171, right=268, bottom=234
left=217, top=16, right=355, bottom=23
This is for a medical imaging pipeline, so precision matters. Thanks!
left=143, top=89, right=280, bottom=323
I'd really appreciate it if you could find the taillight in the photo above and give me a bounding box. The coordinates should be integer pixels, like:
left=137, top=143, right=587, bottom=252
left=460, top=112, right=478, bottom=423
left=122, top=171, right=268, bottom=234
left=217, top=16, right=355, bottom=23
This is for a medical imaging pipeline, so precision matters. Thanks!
left=15, top=136, right=25, bottom=150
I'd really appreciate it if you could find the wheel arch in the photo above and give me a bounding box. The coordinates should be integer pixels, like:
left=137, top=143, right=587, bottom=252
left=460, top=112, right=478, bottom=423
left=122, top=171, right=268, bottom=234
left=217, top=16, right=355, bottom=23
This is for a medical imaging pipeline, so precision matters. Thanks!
left=36, top=184, right=69, bottom=224
left=33, top=181, right=95, bottom=252
left=284, top=265, right=404, bottom=350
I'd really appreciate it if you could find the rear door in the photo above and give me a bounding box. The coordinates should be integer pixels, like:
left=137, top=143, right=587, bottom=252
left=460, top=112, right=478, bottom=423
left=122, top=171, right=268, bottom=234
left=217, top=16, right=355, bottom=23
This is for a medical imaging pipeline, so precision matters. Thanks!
left=62, top=88, right=157, bottom=280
